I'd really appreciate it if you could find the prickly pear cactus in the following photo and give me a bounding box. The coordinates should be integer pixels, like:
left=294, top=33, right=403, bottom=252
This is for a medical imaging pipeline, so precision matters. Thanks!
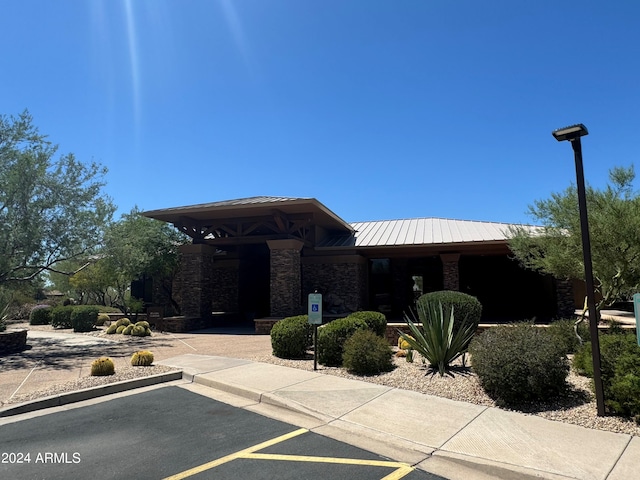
left=91, top=357, right=115, bottom=376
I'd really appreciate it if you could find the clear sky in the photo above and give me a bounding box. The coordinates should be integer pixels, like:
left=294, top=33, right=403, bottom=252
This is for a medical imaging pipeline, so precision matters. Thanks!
left=2, top=1, right=638, bottom=225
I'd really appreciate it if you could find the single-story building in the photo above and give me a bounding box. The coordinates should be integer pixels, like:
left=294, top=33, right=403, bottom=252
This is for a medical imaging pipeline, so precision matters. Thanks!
left=142, top=196, right=575, bottom=325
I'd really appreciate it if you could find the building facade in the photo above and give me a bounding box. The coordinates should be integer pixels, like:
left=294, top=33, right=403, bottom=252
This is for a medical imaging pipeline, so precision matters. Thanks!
left=143, top=196, right=574, bottom=323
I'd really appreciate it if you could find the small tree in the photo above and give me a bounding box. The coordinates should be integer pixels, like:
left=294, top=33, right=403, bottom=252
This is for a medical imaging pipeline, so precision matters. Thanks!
left=0, top=111, right=114, bottom=290
left=509, top=166, right=640, bottom=311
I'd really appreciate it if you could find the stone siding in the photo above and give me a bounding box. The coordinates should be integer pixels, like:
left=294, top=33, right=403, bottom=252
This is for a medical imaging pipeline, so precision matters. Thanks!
left=441, top=253, right=460, bottom=291
left=268, top=240, right=303, bottom=317
left=212, top=261, right=239, bottom=312
left=555, top=278, right=575, bottom=318
left=302, top=256, right=368, bottom=313
left=0, top=329, right=28, bottom=354
left=178, top=244, right=216, bottom=319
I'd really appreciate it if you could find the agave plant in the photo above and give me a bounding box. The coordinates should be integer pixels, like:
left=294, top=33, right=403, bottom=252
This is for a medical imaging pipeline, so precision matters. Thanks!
left=398, top=301, right=477, bottom=377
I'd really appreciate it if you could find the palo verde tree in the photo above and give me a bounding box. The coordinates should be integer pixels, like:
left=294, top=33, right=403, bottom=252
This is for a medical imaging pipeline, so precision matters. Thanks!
left=0, top=111, right=114, bottom=290
left=94, top=207, right=189, bottom=314
left=508, top=166, right=640, bottom=312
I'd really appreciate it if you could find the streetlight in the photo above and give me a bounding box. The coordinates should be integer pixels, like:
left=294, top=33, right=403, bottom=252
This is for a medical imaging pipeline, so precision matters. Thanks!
left=552, top=123, right=606, bottom=416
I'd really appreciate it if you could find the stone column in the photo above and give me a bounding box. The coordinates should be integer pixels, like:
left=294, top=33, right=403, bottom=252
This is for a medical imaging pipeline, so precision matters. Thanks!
left=440, top=253, right=461, bottom=291
left=267, top=239, right=304, bottom=317
left=555, top=277, right=575, bottom=318
left=178, top=244, right=216, bottom=319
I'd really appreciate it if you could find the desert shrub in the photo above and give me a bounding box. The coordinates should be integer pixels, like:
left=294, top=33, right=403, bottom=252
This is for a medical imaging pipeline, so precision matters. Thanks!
left=342, top=329, right=394, bottom=375
left=270, top=315, right=312, bottom=359
left=318, top=316, right=368, bottom=366
left=29, top=305, right=52, bottom=325
left=547, top=318, right=590, bottom=355
left=51, top=305, right=74, bottom=329
left=347, top=311, right=387, bottom=337
left=96, top=313, right=110, bottom=326
left=131, top=350, right=154, bottom=366
left=115, top=318, right=131, bottom=327
left=106, top=324, right=118, bottom=334
left=417, top=290, right=482, bottom=343
left=573, top=330, right=640, bottom=419
left=469, top=323, right=569, bottom=406
left=70, top=306, right=99, bottom=332
left=399, top=301, right=477, bottom=376
left=91, top=357, right=115, bottom=376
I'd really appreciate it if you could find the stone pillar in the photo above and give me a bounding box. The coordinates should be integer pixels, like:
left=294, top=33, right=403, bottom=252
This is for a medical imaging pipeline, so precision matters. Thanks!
left=178, top=244, right=216, bottom=319
left=440, top=253, right=461, bottom=291
left=555, top=277, right=575, bottom=318
left=267, top=239, right=304, bottom=317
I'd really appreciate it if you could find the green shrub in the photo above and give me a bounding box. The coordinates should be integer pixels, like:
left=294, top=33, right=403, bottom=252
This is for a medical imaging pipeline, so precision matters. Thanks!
left=547, top=318, right=590, bottom=355
left=573, top=330, right=640, bottom=419
left=96, top=313, right=110, bottom=326
left=399, top=301, right=477, bottom=376
left=90, top=357, right=115, bottom=376
left=70, top=306, right=99, bottom=332
left=318, top=316, right=368, bottom=366
left=29, top=305, right=52, bottom=325
left=469, top=323, right=569, bottom=406
left=131, top=350, right=154, bottom=366
left=417, top=290, right=482, bottom=343
left=347, top=311, right=387, bottom=337
left=270, top=315, right=312, bottom=359
left=51, top=305, right=74, bottom=329
left=342, top=329, right=394, bottom=375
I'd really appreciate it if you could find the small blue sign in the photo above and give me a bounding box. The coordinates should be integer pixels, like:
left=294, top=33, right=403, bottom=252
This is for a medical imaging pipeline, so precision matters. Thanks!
left=312, top=304, right=319, bottom=312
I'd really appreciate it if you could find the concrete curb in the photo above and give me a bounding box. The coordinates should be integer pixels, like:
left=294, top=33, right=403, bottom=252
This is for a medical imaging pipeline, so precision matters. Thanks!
left=0, top=371, right=183, bottom=418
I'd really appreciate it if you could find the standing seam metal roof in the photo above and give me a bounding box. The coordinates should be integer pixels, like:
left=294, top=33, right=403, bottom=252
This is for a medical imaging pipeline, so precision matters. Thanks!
left=317, top=218, right=533, bottom=248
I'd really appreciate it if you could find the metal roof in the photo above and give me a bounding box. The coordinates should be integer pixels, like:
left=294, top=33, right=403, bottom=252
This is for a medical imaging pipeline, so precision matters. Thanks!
left=317, top=218, right=536, bottom=248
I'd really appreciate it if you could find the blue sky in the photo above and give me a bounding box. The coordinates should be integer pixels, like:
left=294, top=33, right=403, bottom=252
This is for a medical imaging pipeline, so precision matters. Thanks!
left=2, top=1, right=639, bottom=225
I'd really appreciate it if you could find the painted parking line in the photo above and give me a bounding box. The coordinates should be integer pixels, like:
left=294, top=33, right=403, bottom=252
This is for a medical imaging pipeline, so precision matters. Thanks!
left=163, top=427, right=414, bottom=480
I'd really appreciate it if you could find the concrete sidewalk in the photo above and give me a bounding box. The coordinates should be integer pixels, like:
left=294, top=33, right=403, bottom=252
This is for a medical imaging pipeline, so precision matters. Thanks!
left=148, top=353, right=638, bottom=480
left=1, top=328, right=639, bottom=480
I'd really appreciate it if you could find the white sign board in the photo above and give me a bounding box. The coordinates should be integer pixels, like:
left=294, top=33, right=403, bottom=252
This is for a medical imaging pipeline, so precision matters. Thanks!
left=308, top=293, right=323, bottom=325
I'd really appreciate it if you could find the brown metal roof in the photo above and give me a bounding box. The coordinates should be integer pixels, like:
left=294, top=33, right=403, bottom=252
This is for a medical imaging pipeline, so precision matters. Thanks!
left=142, top=196, right=354, bottom=232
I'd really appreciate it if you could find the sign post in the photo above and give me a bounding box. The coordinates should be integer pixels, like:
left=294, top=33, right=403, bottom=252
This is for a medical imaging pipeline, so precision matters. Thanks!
left=308, top=292, right=322, bottom=371
left=634, top=294, right=640, bottom=346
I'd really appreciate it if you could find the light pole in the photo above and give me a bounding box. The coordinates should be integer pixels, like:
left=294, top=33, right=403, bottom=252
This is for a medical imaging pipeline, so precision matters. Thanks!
left=552, top=123, right=606, bottom=416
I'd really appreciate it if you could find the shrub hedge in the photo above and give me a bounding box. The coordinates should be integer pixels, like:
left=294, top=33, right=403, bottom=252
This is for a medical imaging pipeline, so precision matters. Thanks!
left=469, top=323, right=569, bottom=406
left=270, top=315, right=312, bottom=359
left=318, top=316, right=368, bottom=366
left=29, top=305, right=52, bottom=325
left=70, top=306, right=99, bottom=332
left=417, top=290, right=482, bottom=343
left=346, top=311, right=387, bottom=337
left=573, top=329, right=640, bottom=420
left=51, top=305, right=74, bottom=329
left=342, top=329, right=394, bottom=375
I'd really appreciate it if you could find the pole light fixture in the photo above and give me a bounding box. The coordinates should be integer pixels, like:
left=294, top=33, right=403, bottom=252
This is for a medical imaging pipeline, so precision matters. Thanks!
left=552, top=123, right=606, bottom=416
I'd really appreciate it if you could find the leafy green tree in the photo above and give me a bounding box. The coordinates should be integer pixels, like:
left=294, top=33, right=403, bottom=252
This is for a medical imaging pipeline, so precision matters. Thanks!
left=0, top=111, right=114, bottom=289
left=98, top=207, right=189, bottom=314
left=509, top=166, right=640, bottom=310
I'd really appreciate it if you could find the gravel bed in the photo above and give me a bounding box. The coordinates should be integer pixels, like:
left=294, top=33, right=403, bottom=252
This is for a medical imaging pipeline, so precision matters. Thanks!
left=4, top=365, right=178, bottom=407
left=250, top=352, right=640, bottom=437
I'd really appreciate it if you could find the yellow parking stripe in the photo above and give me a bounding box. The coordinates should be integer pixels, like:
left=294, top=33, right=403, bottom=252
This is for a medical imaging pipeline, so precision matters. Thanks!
left=245, top=452, right=408, bottom=468
left=163, top=428, right=308, bottom=480
left=164, top=427, right=415, bottom=480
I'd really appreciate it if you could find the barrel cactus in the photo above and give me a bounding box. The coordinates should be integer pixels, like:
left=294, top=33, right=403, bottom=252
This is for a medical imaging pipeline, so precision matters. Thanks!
left=106, top=324, right=118, bottom=334
left=131, top=350, right=154, bottom=366
left=115, top=318, right=131, bottom=327
left=122, top=325, right=134, bottom=335
left=91, top=357, right=115, bottom=376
